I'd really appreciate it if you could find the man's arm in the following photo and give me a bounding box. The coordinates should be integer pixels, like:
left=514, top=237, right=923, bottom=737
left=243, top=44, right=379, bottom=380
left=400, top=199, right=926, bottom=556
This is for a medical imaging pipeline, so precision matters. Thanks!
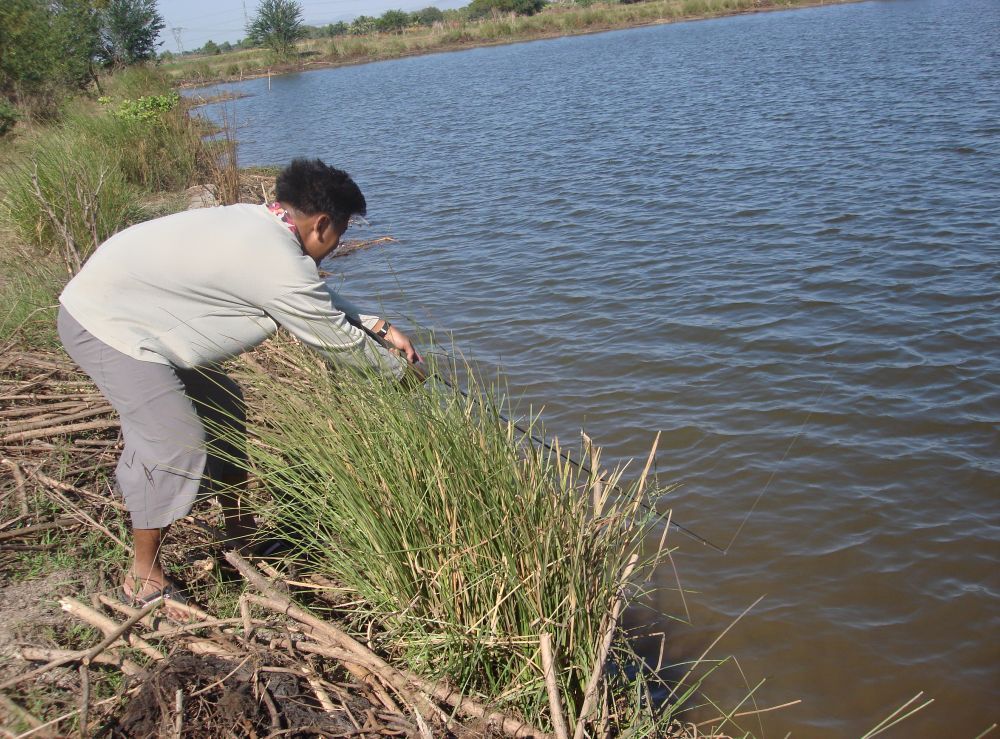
left=265, top=283, right=408, bottom=380
left=324, top=285, right=422, bottom=365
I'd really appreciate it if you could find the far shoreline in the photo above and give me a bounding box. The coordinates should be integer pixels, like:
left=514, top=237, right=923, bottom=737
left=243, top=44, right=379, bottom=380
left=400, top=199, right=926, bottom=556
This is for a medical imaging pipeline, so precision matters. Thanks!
left=174, top=0, right=868, bottom=91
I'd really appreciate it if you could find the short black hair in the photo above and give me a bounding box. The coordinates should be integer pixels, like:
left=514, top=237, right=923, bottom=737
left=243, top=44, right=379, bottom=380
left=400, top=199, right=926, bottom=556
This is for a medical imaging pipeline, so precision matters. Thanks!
left=276, top=158, right=367, bottom=225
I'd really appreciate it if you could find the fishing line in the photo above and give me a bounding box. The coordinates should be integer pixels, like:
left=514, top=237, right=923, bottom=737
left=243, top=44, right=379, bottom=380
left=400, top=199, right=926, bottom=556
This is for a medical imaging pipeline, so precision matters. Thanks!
left=718, top=380, right=831, bottom=554
left=345, top=315, right=828, bottom=556
left=348, top=317, right=725, bottom=551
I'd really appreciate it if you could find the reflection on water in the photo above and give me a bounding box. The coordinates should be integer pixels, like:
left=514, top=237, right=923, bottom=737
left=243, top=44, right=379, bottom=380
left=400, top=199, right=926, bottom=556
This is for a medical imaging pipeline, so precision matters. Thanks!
left=192, top=0, right=999, bottom=734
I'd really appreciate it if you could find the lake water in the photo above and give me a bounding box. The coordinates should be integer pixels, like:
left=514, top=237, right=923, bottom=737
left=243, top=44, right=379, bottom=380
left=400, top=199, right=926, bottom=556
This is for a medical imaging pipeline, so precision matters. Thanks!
left=192, top=1, right=999, bottom=735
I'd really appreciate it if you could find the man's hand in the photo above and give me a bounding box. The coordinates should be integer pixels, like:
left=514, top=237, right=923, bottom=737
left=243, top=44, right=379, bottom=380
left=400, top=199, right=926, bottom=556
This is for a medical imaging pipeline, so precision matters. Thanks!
left=385, top=324, right=423, bottom=365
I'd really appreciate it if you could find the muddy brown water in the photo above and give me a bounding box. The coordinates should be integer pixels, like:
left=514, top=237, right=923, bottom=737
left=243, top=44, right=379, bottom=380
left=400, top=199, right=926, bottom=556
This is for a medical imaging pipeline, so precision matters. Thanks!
left=192, top=1, right=998, bottom=734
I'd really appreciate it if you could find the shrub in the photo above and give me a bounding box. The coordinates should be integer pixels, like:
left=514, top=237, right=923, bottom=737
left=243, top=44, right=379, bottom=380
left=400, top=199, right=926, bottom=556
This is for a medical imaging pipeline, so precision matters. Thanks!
left=467, top=0, right=547, bottom=18
left=0, top=254, right=64, bottom=349
left=102, top=64, right=173, bottom=99
left=65, top=103, right=199, bottom=191
left=110, top=91, right=180, bottom=123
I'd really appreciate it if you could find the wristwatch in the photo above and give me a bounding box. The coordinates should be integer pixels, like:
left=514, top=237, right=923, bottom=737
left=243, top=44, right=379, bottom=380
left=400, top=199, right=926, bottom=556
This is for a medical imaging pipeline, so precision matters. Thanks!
left=375, top=320, right=391, bottom=339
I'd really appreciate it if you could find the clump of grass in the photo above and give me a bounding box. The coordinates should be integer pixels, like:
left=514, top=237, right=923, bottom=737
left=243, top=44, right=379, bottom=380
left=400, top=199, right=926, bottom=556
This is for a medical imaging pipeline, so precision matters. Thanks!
left=64, top=103, right=200, bottom=192
left=0, top=125, right=142, bottom=269
left=0, top=248, right=64, bottom=349
left=101, top=65, right=174, bottom=100
left=229, top=340, right=689, bottom=733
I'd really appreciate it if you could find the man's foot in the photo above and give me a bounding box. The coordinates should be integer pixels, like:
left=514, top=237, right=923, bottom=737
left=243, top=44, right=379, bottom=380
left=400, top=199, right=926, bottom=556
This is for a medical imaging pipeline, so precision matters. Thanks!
left=220, top=516, right=258, bottom=553
left=121, top=574, right=196, bottom=622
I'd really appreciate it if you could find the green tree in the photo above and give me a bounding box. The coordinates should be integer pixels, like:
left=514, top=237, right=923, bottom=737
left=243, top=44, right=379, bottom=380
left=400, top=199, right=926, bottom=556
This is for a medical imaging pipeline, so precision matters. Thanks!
left=0, top=0, right=103, bottom=118
left=0, top=0, right=59, bottom=96
left=411, top=7, right=444, bottom=26
left=377, top=9, right=410, bottom=33
left=246, top=0, right=305, bottom=58
left=98, top=0, right=165, bottom=68
left=467, top=0, right=546, bottom=17
left=349, top=16, right=377, bottom=35
left=52, top=0, right=103, bottom=89
left=202, top=39, right=220, bottom=55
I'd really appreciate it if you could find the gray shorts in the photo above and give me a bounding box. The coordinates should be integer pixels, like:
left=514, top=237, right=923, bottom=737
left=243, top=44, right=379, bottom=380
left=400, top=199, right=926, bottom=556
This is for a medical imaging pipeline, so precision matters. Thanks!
left=57, top=306, right=246, bottom=529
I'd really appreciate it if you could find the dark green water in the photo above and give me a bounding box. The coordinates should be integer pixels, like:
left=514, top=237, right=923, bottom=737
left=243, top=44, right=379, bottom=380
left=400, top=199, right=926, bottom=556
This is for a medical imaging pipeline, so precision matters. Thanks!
left=193, top=1, right=999, bottom=734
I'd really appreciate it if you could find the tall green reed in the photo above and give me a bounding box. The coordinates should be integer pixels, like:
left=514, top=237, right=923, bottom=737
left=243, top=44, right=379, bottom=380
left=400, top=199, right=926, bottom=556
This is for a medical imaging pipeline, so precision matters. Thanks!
left=228, top=339, right=688, bottom=733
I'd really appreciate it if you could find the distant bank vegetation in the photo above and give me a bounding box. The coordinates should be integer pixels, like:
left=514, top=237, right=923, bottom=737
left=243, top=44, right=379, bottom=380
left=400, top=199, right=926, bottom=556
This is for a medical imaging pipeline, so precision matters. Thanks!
left=0, top=0, right=840, bottom=131
left=165, top=0, right=837, bottom=85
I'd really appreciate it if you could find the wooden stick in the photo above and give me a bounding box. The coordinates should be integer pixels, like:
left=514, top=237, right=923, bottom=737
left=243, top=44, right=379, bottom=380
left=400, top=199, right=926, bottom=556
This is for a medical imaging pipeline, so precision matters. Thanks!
left=1, top=459, right=30, bottom=517
left=269, top=637, right=400, bottom=714
left=59, top=598, right=163, bottom=663
left=225, top=551, right=437, bottom=721
left=2, top=419, right=119, bottom=444
left=7, top=689, right=139, bottom=738
left=258, top=677, right=282, bottom=733
left=0, top=400, right=88, bottom=418
left=274, top=636, right=550, bottom=739
left=224, top=554, right=551, bottom=738
left=0, top=693, right=42, bottom=730
left=0, top=517, right=78, bottom=543
left=3, top=405, right=113, bottom=436
left=20, top=647, right=147, bottom=678
left=0, top=600, right=159, bottom=692
left=540, top=634, right=569, bottom=739
left=173, top=689, right=183, bottom=739
left=44, top=488, right=131, bottom=553
left=78, top=665, right=90, bottom=739
left=29, top=469, right=124, bottom=510
left=302, top=663, right=338, bottom=714
left=572, top=552, right=640, bottom=739
left=1, top=394, right=102, bottom=402
left=2, top=371, right=57, bottom=398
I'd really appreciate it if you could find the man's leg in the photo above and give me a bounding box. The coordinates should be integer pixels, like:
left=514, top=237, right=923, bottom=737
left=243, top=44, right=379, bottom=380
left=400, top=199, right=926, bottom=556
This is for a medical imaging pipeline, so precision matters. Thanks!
left=129, top=526, right=170, bottom=596
left=216, top=471, right=255, bottom=550
left=178, top=367, right=255, bottom=550
left=58, top=307, right=207, bottom=612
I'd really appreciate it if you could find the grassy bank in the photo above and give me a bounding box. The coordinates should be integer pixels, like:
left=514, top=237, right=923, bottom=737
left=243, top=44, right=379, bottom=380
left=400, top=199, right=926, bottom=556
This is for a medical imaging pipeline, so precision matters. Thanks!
left=166, top=0, right=860, bottom=85
left=0, top=68, right=217, bottom=350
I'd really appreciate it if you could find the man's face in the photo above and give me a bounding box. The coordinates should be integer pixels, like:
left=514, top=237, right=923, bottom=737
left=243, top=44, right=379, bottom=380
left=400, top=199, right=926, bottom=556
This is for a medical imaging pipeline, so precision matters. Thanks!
left=301, top=214, right=348, bottom=263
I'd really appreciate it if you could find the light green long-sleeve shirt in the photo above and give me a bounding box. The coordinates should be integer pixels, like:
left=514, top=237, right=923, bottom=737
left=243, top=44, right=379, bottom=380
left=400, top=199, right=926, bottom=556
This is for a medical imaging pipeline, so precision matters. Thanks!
left=59, top=203, right=404, bottom=378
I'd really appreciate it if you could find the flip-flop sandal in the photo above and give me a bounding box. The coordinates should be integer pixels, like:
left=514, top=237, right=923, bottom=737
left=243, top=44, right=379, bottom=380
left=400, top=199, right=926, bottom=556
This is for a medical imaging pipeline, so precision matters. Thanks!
left=252, top=537, right=294, bottom=559
left=119, top=582, right=190, bottom=609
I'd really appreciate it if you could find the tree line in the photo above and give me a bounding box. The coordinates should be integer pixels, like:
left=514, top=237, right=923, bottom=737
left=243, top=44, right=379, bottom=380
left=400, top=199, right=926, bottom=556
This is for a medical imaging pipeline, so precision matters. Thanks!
left=0, top=0, right=164, bottom=128
left=1, top=0, right=644, bottom=133
left=238, top=0, right=625, bottom=59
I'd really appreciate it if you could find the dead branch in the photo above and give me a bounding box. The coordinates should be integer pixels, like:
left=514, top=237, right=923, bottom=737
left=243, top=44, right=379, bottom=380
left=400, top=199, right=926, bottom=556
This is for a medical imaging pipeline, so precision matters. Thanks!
left=59, top=597, right=164, bottom=662
left=2, top=405, right=113, bottom=436
left=572, top=552, right=639, bottom=739
left=0, top=600, right=160, bottom=692
left=540, top=634, right=569, bottom=739
left=0, top=517, right=78, bottom=543
left=19, top=647, right=147, bottom=679
left=1, top=418, right=119, bottom=444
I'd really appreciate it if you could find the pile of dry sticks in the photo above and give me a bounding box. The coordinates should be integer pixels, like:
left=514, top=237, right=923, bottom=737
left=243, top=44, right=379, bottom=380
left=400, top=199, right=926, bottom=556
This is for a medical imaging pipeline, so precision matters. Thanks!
left=0, top=349, right=551, bottom=738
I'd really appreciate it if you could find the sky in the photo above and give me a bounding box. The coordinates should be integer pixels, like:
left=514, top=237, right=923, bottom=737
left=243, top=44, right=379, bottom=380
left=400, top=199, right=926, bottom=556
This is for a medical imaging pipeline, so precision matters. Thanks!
left=158, top=0, right=468, bottom=53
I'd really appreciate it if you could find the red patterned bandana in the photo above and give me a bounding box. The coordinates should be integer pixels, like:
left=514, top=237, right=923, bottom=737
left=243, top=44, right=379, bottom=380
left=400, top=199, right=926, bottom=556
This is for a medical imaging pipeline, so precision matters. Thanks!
left=267, top=201, right=299, bottom=239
